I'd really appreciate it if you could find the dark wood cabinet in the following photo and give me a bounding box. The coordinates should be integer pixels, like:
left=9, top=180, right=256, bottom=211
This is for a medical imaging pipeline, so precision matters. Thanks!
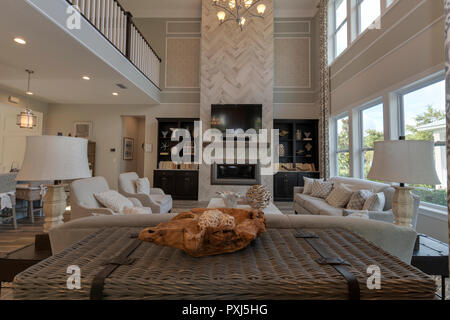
left=273, top=119, right=320, bottom=201
left=154, top=118, right=199, bottom=200
left=154, top=170, right=198, bottom=200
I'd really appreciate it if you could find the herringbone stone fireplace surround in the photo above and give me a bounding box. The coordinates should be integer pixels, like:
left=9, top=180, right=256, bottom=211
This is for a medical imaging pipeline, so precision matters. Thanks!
left=198, top=0, right=275, bottom=201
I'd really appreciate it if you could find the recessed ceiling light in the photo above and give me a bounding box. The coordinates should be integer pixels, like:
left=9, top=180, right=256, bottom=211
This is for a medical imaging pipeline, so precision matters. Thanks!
left=26, top=91, right=34, bottom=96
left=14, top=37, right=26, bottom=45
left=112, top=92, right=119, bottom=96
left=82, top=76, right=91, bottom=80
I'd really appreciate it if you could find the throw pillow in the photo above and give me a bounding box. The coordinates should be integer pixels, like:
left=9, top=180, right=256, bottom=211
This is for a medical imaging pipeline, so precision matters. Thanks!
left=123, top=206, right=153, bottom=215
left=325, top=184, right=353, bottom=208
left=303, top=177, right=323, bottom=195
left=346, top=190, right=374, bottom=210
left=135, top=177, right=151, bottom=195
left=310, top=180, right=334, bottom=199
left=94, top=190, right=133, bottom=213
left=363, top=192, right=386, bottom=211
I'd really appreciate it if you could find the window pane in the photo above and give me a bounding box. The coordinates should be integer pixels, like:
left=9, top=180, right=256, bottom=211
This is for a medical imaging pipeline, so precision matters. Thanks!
left=335, top=0, right=347, bottom=27
left=359, top=0, right=381, bottom=33
left=402, top=79, right=447, bottom=206
left=386, top=0, right=395, bottom=7
left=338, top=152, right=350, bottom=177
left=362, top=103, right=384, bottom=148
left=335, top=22, right=348, bottom=56
left=337, top=116, right=349, bottom=151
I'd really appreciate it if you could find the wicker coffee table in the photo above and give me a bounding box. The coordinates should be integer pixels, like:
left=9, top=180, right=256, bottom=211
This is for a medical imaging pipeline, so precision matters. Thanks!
left=13, top=227, right=436, bottom=300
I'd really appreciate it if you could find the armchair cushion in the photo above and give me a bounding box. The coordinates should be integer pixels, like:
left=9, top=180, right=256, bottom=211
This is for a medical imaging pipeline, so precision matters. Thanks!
left=118, top=172, right=139, bottom=194
left=123, top=206, right=152, bottom=215
left=94, top=190, right=133, bottom=213
left=135, top=177, right=150, bottom=194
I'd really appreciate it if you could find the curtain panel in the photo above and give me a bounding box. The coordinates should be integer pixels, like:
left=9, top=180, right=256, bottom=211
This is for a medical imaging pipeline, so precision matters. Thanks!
left=445, top=0, right=450, bottom=276
left=319, top=0, right=330, bottom=180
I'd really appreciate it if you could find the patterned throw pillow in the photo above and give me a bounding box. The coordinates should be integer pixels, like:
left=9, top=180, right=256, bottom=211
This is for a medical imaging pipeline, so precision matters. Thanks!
left=310, top=180, right=334, bottom=199
left=363, top=192, right=386, bottom=211
left=325, top=184, right=353, bottom=208
left=347, top=190, right=374, bottom=210
left=303, top=177, right=324, bottom=195
left=94, top=190, right=134, bottom=213
left=135, top=178, right=151, bottom=195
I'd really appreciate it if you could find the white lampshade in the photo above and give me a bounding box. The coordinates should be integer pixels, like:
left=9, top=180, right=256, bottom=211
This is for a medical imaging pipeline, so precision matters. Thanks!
left=16, top=136, right=92, bottom=181
left=367, top=140, right=441, bottom=185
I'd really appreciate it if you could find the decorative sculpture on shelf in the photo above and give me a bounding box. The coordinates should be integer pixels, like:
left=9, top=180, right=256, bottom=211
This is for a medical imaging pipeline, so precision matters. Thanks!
left=139, top=208, right=267, bottom=257
left=246, top=185, right=271, bottom=210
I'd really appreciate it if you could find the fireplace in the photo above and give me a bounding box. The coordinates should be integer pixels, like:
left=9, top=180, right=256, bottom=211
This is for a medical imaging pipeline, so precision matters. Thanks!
left=211, top=163, right=260, bottom=185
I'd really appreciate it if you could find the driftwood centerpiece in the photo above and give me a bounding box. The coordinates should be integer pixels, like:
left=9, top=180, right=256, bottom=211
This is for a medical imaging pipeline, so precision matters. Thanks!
left=138, top=208, right=266, bottom=257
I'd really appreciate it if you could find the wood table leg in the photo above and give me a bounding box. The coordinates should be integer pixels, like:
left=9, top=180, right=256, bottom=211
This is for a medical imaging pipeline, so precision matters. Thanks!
left=442, top=276, right=446, bottom=300
left=28, top=200, right=34, bottom=224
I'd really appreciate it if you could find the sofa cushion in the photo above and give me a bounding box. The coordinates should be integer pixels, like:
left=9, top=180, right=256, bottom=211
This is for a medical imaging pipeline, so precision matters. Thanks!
left=318, top=206, right=344, bottom=217
left=347, top=190, right=373, bottom=210
left=303, top=177, right=323, bottom=195
left=310, top=180, right=333, bottom=199
left=382, top=187, right=395, bottom=211
left=363, top=192, right=386, bottom=211
left=326, top=184, right=353, bottom=208
left=123, top=206, right=153, bottom=215
left=330, top=176, right=389, bottom=193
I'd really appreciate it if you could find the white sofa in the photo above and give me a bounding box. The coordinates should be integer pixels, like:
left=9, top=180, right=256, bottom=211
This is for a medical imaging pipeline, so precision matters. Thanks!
left=118, top=172, right=172, bottom=214
left=49, top=213, right=418, bottom=263
left=294, top=176, right=420, bottom=229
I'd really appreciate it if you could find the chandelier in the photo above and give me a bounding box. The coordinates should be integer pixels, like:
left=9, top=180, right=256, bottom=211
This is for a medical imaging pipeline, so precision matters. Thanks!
left=16, top=69, right=37, bottom=129
left=212, top=0, right=266, bottom=30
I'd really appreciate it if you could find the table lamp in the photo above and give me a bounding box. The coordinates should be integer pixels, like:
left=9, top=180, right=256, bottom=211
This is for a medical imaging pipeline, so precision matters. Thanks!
left=367, top=140, right=440, bottom=228
left=16, top=136, right=91, bottom=233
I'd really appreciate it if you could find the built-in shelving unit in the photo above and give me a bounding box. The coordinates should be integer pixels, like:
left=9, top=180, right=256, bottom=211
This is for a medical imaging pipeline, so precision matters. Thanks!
left=273, top=119, right=320, bottom=201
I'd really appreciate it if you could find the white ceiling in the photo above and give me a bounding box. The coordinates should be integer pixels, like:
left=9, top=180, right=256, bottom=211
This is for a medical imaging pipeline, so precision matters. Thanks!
left=0, top=0, right=157, bottom=105
left=120, top=0, right=319, bottom=18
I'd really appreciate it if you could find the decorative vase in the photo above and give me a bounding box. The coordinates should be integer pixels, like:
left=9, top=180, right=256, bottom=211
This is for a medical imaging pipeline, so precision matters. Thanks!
left=296, top=130, right=301, bottom=141
left=246, top=185, right=272, bottom=210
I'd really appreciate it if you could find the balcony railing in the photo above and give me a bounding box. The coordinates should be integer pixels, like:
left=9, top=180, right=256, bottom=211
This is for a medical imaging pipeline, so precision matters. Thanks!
left=67, top=0, right=161, bottom=88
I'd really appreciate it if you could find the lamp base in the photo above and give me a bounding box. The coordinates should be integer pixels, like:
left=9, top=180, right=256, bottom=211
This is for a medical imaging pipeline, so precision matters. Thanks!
left=392, top=186, right=414, bottom=228
left=42, top=184, right=67, bottom=233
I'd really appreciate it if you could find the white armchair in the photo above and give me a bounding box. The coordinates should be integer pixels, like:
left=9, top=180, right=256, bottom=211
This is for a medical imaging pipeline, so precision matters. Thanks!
left=118, top=172, right=172, bottom=214
left=70, top=176, right=144, bottom=220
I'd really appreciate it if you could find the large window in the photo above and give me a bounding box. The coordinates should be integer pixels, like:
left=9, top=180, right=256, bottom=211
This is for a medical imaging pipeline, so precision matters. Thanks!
left=336, top=115, right=350, bottom=177
left=330, top=0, right=348, bottom=59
left=400, top=78, right=447, bottom=206
left=360, top=103, right=384, bottom=178
left=357, top=0, right=381, bottom=35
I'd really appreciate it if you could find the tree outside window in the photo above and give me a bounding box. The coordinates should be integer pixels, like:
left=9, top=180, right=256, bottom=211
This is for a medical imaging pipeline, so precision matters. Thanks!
left=336, top=116, right=350, bottom=177
left=361, top=104, right=384, bottom=178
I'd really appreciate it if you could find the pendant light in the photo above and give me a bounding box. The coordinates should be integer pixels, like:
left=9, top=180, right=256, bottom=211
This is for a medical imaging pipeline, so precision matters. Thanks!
left=17, top=69, right=37, bottom=129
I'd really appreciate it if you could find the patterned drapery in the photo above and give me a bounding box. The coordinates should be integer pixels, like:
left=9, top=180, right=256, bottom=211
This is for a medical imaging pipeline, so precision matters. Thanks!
left=318, top=0, right=330, bottom=179
left=445, top=0, right=450, bottom=276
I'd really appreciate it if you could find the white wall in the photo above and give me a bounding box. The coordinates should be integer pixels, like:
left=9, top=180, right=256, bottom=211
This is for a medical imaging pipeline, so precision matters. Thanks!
left=44, top=103, right=199, bottom=189
left=0, top=87, right=48, bottom=173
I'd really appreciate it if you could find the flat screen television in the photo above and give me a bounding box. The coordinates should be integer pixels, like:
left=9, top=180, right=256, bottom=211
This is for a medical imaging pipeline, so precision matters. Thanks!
left=211, top=104, right=262, bottom=133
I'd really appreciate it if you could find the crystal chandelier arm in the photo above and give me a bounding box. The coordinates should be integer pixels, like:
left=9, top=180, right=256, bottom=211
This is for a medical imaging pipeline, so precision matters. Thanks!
left=213, top=2, right=238, bottom=19
left=240, top=0, right=263, bottom=18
